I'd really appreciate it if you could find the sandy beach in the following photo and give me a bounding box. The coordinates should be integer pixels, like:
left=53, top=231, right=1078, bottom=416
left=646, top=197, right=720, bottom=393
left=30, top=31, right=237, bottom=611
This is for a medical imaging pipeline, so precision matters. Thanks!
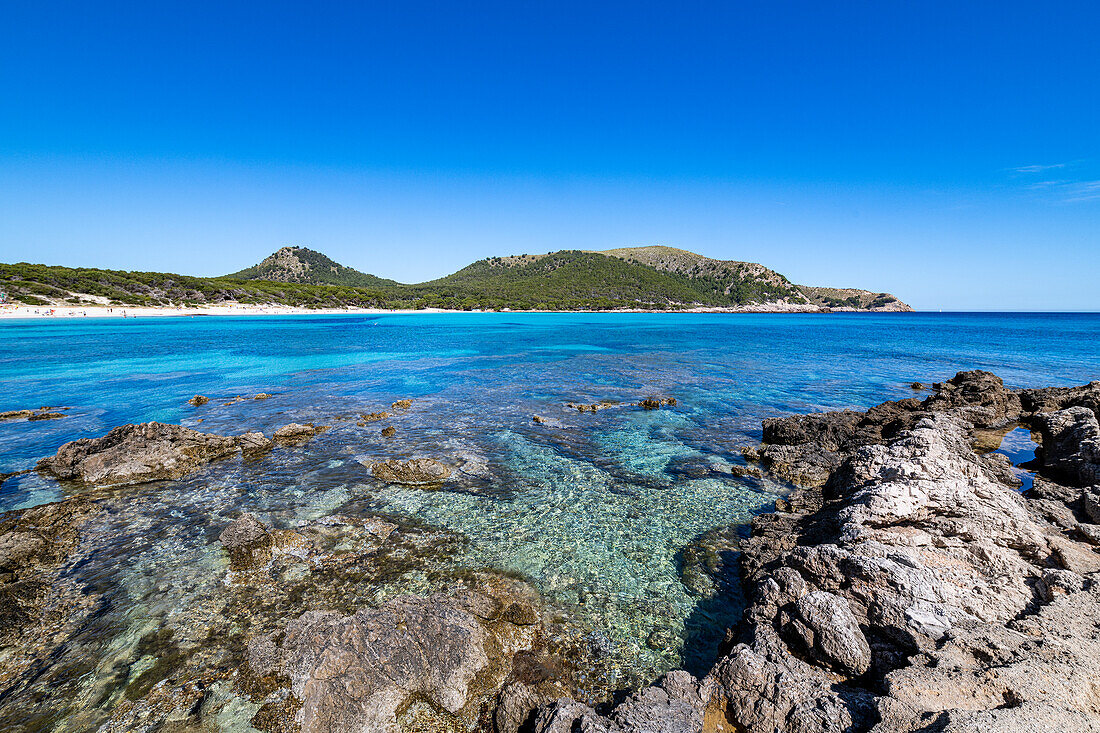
left=0, top=301, right=856, bottom=319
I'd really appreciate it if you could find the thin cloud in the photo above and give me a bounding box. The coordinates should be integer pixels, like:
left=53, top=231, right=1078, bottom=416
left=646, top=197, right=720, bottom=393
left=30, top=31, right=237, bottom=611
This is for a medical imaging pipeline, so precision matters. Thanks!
left=1013, top=163, right=1067, bottom=174
left=1063, top=180, right=1100, bottom=202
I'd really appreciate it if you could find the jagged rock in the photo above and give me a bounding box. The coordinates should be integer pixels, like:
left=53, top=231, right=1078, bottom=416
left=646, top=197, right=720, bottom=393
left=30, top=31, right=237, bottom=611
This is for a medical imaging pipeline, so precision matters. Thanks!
left=785, top=591, right=871, bottom=676
left=36, top=422, right=241, bottom=486
left=926, top=370, right=1022, bottom=426
left=391, top=399, right=413, bottom=411
left=369, top=457, right=452, bottom=485
left=187, top=395, right=209, bottom=406
left=525, top=373, right=1100, bottom=733
left=566, top=401, right=618, bottom=413
left=532, top=415, right=546, bottom=424
left=219, top=513, right=274, bottom=570
left=359, top=411, right=390, bottom=422
left=1084, top=487, right=1100, bottom=524
left=1019, top=380, right=1100, bottom=419
left=238, top=431, right=273, bottom=457
left=1031, top=407, right=1100, bottom=486
left=381, top=426, right=396, bottom=438
left=253, top=393, right=272, bottom=400
left=272, top=423, right=329, bottom=445
left=640, top=397, right=677, bottom=410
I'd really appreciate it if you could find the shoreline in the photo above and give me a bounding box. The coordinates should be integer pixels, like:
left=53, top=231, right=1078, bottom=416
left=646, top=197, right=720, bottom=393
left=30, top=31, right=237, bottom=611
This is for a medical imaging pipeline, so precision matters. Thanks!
left=0, top=303, right=909, bottom=319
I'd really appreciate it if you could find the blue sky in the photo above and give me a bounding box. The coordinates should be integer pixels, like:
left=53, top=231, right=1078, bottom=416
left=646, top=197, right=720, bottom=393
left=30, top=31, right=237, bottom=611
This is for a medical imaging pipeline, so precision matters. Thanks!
left=1, top=1, right=1097, bottom=310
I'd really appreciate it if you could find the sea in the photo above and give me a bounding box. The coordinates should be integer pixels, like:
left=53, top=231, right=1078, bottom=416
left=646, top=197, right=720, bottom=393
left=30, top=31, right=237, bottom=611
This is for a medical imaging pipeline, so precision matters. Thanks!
left=2, top=311, right=1099, bottom=728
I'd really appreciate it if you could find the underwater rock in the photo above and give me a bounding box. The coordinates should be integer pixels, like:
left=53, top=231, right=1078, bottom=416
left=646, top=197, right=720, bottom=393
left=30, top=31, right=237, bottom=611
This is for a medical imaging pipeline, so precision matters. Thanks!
left=219, top=513, right=274, bottom=570
left=249, top=583, right=553, bottom=733
left=370, top=457, right=452, bottom=485
left=360, top=411, right=390, bottom=422
left=272, top=423, right=329, bottom=445
left=566, top=400, right=619, bottom=413
left=526, top=373, right=1100, bottom=733
left=187, top=395, right=209, bottom=406
left=37, top=422, right=243, bottom=486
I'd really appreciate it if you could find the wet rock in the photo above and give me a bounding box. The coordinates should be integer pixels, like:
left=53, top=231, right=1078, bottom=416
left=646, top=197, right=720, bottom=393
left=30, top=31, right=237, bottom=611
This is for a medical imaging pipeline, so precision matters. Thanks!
left=254, top=590, right=544, bottom=733
left=525, top=373, right=1100, bottom=733
left=0, top=407, right=67, bottom=422
left=910, top=382, right=924, bottom=390
left=253, top=393, right=272, bottom=400
left=640, top=397, right=677, bottom=409
left=359, top=411, right=390, bottom=422
left=219, top=513, right=274, bottom=570
left=381, top=425, right=396, bottom=438
left=27, top=412, right=64, bottom=421
left=187, top=395, right=209, bottom=406
left=370, top=457, right=452, bottom=485
left=37, top=422, right=242, bottom=486
left=0, top=409, right=36, bottom=421
left=391, top=399, right=413, bottom=411
left=532, top=415, right=546, bottom=424
left=272, top=423, right=329, bottom=445
left=1031, top=407, right=1100, bottom=486
left=238, top=431, right=274, bottom=457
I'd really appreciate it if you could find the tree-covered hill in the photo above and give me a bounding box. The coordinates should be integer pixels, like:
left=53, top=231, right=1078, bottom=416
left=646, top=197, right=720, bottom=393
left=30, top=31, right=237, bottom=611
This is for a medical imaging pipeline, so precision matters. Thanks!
left=0, top=246, right=910, bottom=311
left=229, top=246, right=397, bottom=288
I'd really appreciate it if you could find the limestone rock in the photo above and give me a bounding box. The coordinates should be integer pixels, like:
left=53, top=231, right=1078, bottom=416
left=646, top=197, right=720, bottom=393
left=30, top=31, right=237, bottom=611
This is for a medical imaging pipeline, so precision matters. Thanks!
left=272, top=422, right=329, bottom=445
left=370, top=457, right=452, bottom=485
left=1031, top=407, right=1100, bottom=486
left=36, top=422, right=241, bottom=486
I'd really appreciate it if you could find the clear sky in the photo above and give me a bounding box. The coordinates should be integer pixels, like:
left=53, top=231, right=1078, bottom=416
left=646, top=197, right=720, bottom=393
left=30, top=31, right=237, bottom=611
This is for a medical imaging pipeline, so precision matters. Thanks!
left=1, top=1, right=1097, bottom=310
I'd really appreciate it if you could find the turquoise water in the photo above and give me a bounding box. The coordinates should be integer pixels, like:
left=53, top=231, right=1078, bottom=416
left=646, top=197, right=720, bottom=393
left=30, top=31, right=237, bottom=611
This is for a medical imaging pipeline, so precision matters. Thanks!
left=3, top=312, right=1100, bottom=726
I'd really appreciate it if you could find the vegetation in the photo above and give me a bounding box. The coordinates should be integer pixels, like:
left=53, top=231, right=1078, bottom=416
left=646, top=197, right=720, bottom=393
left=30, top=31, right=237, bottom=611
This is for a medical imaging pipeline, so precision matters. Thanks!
left=0, top=248, right=904, bottom=312
left=228, top=246, right=397, bottom=288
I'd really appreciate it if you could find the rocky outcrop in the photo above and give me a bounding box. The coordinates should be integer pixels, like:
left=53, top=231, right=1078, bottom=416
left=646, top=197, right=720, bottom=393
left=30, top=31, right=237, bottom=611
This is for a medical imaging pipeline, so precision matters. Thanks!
left=640, top=397, right=677, bottom=410
left=0, top=407, right=67, bottom=422
left=272, top=423, right=329, bottom=445
left=524, top=372, right=1100, bottom=733
left=36, top=422, right=245, bottom=486
left=369, top=457, right=452, bottom=485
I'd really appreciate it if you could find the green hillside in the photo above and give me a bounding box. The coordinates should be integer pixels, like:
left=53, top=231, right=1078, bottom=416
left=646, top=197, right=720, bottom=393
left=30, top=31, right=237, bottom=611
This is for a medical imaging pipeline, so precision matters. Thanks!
left=229, top=246, right=397, bottom=288
left=0, top=246, right=910, bottom=312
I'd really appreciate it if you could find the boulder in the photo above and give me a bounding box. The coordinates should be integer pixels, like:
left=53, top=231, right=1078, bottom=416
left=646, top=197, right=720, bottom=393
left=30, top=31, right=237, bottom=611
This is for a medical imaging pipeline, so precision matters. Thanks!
left=370, top=457, right=451, bottom=485
left=219, top=513, right=273, bottom=570
left=187, top=395, right=209, bottom=406
left=272, top=423, right=329, bottom=445
left=37, top=422, right=241, bottom=486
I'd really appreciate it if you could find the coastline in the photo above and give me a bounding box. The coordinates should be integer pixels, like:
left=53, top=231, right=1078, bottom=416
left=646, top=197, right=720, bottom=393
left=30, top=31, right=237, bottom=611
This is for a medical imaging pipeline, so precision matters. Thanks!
left=0, top=302, right=908, bottom=319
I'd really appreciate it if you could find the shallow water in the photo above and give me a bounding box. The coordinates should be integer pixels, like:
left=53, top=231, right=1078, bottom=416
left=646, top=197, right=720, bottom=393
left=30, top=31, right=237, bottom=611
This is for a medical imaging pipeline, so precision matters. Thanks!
left=2, top=312, right=1100, bottom=728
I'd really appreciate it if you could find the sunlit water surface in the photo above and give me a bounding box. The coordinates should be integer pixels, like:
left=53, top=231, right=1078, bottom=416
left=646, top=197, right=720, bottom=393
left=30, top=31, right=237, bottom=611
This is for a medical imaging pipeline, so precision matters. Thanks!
left=2, top=312, right=1099, bottom=728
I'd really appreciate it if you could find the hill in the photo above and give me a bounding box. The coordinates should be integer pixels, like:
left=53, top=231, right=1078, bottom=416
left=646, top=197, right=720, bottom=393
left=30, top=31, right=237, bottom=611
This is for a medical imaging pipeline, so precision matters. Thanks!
left=797, top=285, right=910, bottom=312
left=229, top=246, right=397, bottom=288
left=0, top=245, right=911, bottom=312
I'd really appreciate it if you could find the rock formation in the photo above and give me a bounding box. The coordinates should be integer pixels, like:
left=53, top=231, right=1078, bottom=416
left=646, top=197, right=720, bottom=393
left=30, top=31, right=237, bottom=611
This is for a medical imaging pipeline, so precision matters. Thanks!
left=527, top=372, right=1100, bottom=732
